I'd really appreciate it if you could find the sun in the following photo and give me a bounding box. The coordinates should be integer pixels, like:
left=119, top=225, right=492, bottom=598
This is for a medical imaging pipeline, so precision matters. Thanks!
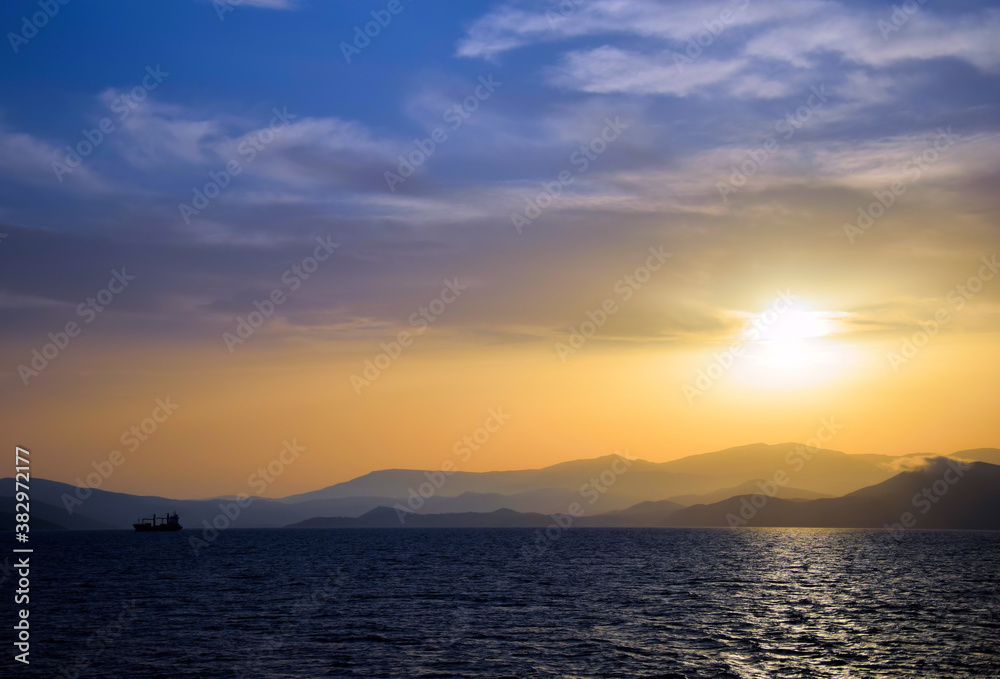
left=734, top=303, right=853, bottom=385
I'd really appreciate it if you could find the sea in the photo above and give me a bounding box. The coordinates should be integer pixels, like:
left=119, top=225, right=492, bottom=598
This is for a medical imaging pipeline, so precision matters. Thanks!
left=15, top=528, right=1000, bottom=678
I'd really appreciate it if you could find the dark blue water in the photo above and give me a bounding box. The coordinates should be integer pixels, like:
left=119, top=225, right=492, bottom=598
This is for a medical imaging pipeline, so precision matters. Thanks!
left=11, top=529, right=1000, bottom=678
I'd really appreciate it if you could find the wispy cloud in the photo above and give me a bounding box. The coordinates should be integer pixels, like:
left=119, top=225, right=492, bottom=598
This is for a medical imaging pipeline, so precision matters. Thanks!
left=206, top=0, right=300, bottom=9
left=459, top=0, right=1000, bottom=101
left=551, top=47, right=749, bottom=97
left=0, top=123, right=110, bottom=192
left=457, top=0, right=826, bottom=60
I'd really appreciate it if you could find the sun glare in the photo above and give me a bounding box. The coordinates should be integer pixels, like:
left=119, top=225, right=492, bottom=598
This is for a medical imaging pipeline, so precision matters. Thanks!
left=734, top=304, right=854, bottom=385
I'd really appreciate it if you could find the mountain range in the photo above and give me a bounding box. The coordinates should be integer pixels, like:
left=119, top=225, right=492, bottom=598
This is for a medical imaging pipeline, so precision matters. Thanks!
left=3, top=444, right=998, bottom=531
left=289, top=459, right=1000, bottom=531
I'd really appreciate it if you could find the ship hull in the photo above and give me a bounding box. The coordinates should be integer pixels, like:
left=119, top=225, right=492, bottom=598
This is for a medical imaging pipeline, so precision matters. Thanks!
left=133, top=523, right=183, bottom=532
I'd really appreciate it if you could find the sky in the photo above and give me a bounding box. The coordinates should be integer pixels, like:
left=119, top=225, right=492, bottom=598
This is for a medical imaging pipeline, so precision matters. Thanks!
left=0, top=0, right=998, bottom=498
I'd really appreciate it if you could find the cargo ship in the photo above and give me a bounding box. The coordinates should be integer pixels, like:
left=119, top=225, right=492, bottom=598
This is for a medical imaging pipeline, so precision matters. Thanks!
left=133, top=512, right=182, bottom=532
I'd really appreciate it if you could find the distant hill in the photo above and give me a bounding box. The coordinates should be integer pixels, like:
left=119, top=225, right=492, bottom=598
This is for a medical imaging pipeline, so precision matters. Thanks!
left=6, top=446, right=997, bottom=530
left=576, top=499, right=683, bottom=527
left=667, top=479, right=830, bottom=506
left=0, top=498, right=113, bottom=531
left=277, top=443, right=928, bottom=508
left=661, top=459, right=1000, bottom=529
left=0, top=511, right=66, bottom=531
left=0, top=478, right=400, bottom=530
left=416, top=488, right=619, bottom=515
left=655, top=442, right=910, bottom=496
left=280, top=454, right=699, bottom=508
left=951, top=448, right=1000, bottom=466
left=286, top=459, right=1000, bottom=530
left=288, top=506, right=569, bottom=529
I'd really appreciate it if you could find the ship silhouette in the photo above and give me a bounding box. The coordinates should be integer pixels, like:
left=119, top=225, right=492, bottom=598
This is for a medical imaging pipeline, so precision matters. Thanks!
left=133, top=512, right=182, bottom=532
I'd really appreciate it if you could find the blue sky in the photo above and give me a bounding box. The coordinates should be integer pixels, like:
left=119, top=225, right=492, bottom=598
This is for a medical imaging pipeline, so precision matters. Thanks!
left=2, top=0, right=999, bottom=346
left=2, top=0, right=999, bottom=228
left=2, top=0, right=1000, bottom=490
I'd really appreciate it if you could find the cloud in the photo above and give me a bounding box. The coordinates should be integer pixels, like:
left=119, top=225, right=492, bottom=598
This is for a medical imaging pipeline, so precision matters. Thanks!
left=205, top=0, right=300, bottom=9
left=459, top=0, right=1000, bottom=100
left=220, top=116, right=402, bottom=192
left=0, top=124, right=110, bottom=192
left=745, top=9, right=1000, bottom=71
left=102, top=91, right=224, bottom=167
left=0, top=92, right=408, bottom=204
left=104, top=96, right=409, bottom=196
left=457, top=0, right=826, bottom=60
left=551, top=47, right=748, bottom=96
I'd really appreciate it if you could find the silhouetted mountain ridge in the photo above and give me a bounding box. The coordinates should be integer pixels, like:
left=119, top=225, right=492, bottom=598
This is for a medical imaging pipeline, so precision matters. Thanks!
left=5, top=447, right=997, bottom=530
left=286, top=459, right=1000, bottom=530
left=660, top=458, right=1000, bottom=529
